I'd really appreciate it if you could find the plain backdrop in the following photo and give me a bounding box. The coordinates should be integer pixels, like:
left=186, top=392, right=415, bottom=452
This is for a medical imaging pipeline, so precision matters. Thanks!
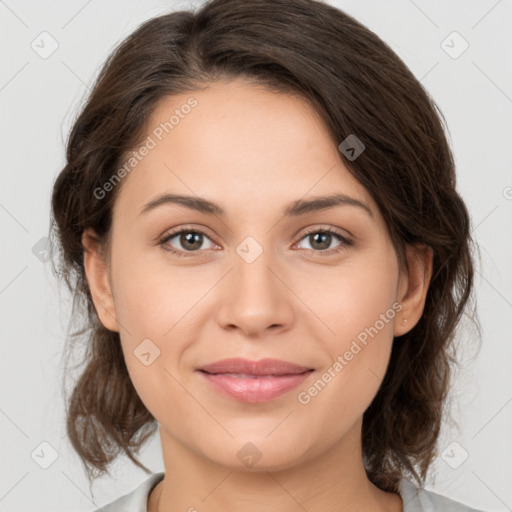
left=1, top=0, right=511, bottom=511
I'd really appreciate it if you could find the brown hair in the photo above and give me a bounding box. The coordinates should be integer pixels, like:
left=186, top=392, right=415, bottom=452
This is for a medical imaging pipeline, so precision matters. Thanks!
left=50, top=0, right=478, bottom=493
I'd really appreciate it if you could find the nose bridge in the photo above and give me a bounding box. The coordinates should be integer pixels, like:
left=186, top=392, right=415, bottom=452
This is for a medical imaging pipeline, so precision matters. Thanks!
left=216, top=233, right=294, bottom=335
left=233, top=233, right=282, bottom=304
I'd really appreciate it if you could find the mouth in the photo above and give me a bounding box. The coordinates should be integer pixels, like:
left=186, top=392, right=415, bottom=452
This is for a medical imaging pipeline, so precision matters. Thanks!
left=200, top=371, right=312, bottom=378
left=196, top=358, right=314, bottom=403
left=198, top=357, right=313, bottom=376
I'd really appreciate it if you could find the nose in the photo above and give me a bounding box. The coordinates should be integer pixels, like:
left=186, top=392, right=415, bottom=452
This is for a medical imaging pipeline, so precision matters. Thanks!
left=215, top=243, right=295, bottom=338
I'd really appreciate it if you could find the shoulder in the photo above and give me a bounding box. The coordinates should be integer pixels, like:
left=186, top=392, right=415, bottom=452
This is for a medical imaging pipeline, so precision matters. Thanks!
left=399, top=477, right=486, bottom=512
left=89, top=473, right=487, bottom=512
left=89, top=472, right=165, bottom=512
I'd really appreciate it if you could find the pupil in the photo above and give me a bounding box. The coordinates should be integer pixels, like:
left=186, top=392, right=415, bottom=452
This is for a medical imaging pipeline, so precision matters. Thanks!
left=181, top=232, right=202, bottom=250
left=311, top=232, right=330, bottom=250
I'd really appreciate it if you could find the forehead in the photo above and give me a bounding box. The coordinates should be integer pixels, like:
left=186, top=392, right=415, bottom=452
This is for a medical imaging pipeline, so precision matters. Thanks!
left=114, top=78, right=376, bottom=220
left=148, top=78, right=331, bottom=161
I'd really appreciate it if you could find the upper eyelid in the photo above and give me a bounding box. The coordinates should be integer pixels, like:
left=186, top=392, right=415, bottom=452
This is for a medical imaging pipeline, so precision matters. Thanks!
left=160, top=225, right=216, bottom=244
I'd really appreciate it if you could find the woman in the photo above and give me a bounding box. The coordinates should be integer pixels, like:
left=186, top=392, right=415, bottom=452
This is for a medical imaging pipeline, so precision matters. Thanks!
left=50, top=0, right=482, bottom=510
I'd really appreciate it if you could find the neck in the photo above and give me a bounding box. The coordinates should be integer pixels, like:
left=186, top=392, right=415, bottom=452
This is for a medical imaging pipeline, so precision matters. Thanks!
left=149, top=420, right=403, bottom=512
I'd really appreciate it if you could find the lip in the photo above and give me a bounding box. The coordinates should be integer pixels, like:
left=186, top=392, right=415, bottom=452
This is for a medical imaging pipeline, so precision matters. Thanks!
left=198, top=357, right=312, bottom=376
left=197, top=358, right=314, bottom=403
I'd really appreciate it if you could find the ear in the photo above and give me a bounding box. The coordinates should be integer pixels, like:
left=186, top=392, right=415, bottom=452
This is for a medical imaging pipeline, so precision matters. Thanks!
left=394, top=243, right=433, bottom=337
left=82, top=228, right=119, bottom=332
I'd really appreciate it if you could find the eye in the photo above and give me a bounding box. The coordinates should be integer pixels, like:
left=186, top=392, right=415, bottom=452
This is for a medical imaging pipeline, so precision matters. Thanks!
left=159, top=226, right=353, bottom=258
left=159, top=228, right=216, bottom=257
left=294, top=227, right=352, bottom=255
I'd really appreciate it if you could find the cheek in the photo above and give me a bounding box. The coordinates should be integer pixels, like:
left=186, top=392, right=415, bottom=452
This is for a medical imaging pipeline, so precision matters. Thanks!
left=315, top=249, right=399, bottom=340
left=111, top=254, right=191, bottom=420
left=111, top=247, right=198, bottom=336
left=308, top=249, right=399, bottom=396
left=110, top=249, right=211, bottom=397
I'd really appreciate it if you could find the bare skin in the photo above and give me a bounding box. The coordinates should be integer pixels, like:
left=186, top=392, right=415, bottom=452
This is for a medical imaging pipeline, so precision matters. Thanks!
left=83, top=78, right=431, bottom=512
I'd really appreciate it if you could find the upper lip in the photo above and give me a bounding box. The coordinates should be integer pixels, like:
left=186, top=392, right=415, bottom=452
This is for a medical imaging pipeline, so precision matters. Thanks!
left=198, top=358, right=313, bottom=376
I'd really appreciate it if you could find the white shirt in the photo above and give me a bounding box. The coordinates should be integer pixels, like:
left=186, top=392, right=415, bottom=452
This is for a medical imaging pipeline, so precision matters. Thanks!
left=91, top=472, right=486, bottom=511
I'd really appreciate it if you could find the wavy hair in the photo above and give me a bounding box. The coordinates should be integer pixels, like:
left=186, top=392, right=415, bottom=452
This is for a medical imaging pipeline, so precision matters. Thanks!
left=50, top=0, right=478, bottom=492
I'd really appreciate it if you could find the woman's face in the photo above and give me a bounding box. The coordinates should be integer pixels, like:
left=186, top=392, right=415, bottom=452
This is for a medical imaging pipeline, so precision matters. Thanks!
left=85, top=78, right=426, bottom=471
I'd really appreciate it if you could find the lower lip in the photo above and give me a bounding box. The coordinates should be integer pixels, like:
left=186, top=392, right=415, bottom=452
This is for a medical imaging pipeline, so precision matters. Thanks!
left=198, top=370, right=314, bottom=403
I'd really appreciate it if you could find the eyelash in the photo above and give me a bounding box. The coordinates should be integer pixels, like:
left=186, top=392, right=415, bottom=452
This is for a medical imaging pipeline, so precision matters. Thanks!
left=158, top=226, right=353, bottom=258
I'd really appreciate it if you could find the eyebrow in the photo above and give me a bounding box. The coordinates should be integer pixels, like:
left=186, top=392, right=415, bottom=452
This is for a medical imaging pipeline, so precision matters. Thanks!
left=139, top=192, right=373, bottom=218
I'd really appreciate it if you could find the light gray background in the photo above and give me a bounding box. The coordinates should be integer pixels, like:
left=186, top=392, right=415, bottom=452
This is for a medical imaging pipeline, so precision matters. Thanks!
left=1, top=0, right=511, bottom=511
